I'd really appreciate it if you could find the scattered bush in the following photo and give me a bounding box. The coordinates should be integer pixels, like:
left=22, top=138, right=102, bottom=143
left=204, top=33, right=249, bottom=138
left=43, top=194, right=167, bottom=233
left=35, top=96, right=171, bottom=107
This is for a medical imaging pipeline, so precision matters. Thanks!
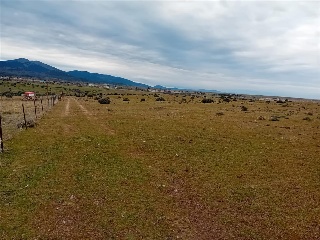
left=216, top=112, right=224, bottom=116
left=156, top=97, right=165, bottom=101
left=98, top=97, right=111, bottom=104
left=140, top=98, right=146, bottom=102
left=2, top=92, right=13, bottom=98
left=257, top=116, right=266, bottom=120
left=123, top=98, right=130, bottom=101
left=180, top=98, right=187, bottom=104
left=270, top=116, right=280, bottom=121
left=17, top=120, right=36, bottom=129
left=201, top=98, right=214, bottom=103
left=303, top=117, right=312, bottom=121
left=241, top=106, right=248, bottom=111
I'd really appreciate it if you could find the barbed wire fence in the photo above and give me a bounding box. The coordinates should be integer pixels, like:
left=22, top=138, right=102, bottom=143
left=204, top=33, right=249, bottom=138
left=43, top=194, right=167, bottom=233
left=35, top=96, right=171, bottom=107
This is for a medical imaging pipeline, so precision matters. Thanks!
left=0, top=95, right=59, bottom=153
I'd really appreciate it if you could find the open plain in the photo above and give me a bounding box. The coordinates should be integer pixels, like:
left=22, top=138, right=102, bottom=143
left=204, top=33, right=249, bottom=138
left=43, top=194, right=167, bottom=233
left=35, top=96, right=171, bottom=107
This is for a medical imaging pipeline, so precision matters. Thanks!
left=1, top=91, right=320, bottom=239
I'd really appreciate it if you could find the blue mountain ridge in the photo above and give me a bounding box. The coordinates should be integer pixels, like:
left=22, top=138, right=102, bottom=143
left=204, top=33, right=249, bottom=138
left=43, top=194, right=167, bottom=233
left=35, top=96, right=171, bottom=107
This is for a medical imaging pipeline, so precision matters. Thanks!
left=0, top=58, right=220, bottom=92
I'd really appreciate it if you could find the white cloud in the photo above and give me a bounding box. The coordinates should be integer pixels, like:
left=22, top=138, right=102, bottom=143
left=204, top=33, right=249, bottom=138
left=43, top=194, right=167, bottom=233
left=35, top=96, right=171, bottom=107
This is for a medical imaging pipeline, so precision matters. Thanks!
left=0, top=0, right=319, bottom=99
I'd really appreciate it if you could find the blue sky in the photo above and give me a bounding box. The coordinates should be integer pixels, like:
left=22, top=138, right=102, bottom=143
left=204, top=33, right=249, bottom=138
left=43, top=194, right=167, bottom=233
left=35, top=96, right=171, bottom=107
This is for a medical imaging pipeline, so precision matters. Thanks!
left=1, top=0, right=319, bottom=98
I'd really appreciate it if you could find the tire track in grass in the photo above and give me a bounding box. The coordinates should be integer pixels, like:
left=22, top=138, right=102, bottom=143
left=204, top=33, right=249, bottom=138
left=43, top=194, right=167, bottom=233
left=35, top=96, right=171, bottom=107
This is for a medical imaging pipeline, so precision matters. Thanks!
left=30, top=98, right=121, bottom=238
left=64, top=98, right=70, bottom=117
left=73, top=98, right=93, bottom=119
left=32, top=98, right=106, bottom=239
left=73, top=98, right=115, bottom=135
left=0, top=98, right=106, bottom=238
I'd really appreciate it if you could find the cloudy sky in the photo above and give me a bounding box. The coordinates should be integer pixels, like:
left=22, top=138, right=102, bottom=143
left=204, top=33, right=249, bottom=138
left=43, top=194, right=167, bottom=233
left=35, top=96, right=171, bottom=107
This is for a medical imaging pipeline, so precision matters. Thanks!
left=1, top=0, right=319, bottom=98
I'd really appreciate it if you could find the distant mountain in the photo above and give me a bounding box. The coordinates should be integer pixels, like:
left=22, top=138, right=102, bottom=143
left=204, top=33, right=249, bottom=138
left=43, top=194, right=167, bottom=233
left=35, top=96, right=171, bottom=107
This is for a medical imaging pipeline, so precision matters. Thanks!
left=153, top=85, right=220, bottom=93
left=68, top=70, right=149, bottom=88
left=0, top=58, right=77, bottom=81
left=0, top=58, right=150, bottom=88
left=0, top=58, right=221, bottom=92
left=153, top=85, right=167, bottom=89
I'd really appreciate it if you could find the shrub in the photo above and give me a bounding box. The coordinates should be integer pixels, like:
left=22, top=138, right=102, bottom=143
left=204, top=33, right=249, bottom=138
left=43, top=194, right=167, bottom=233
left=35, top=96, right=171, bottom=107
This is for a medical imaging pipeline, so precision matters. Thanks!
left=241, top=106, right=248, bottom=111
left=98, top=97, right=111, bottom=104
left=3, top=92, right=13, bottom=98
left=201, top=98, right=214, bottom=103
left=156, top=97, right=165, bottom=101
left=123, top=98, right=130, bottom=101
left=180, top=98, right=187, bottom=104
left=17, top=120, right=36, bottom=129
left=140, top=98, right=146, bottom=102
left=270, top=116, right=280, bottom=121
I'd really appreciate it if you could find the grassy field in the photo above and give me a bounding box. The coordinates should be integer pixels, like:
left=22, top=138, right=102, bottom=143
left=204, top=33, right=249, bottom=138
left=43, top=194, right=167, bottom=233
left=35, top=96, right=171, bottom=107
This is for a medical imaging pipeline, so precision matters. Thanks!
left=0, top=91, right=320, bottom=239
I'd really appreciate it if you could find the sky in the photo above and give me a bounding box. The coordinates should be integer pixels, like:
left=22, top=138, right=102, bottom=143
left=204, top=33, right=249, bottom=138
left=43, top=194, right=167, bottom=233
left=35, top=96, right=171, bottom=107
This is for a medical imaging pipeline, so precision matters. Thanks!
left=1, top=0, right=319, bottom=99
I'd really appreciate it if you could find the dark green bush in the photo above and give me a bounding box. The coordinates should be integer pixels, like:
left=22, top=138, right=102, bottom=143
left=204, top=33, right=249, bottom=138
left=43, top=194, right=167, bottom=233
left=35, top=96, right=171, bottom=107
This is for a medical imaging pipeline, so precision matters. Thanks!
left=241, top=106, right=248, bottom=111
left=98, top=97, right=111, bottom=104
left=202, top=98, right=214, bottom=103
left=156, top=97, right=165, bottom=101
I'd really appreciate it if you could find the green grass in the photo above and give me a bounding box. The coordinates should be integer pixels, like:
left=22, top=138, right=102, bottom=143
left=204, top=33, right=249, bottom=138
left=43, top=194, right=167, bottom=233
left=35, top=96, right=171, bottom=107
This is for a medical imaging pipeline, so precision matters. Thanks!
left=0, top=93, right=320, bottom=239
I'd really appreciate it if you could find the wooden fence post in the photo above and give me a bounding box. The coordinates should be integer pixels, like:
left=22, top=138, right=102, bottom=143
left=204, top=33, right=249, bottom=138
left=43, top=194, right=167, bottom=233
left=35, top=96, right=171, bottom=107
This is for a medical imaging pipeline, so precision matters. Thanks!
left=22, top=104, right=27, bottom=129
left=0, top=114, right=3, bottom=153
left=34, top=99, right=37, bottom=119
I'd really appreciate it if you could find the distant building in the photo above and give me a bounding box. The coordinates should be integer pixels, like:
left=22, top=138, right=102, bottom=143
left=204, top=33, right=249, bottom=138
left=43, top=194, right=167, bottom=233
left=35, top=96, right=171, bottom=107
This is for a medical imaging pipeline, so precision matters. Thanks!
left=23, top=91, right=36, bottom=100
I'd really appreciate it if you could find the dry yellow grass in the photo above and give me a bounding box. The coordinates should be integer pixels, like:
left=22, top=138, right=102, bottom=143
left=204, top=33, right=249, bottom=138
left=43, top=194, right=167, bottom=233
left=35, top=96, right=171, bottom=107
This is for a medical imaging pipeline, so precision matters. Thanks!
left=0, top=96, right=54, bottom=140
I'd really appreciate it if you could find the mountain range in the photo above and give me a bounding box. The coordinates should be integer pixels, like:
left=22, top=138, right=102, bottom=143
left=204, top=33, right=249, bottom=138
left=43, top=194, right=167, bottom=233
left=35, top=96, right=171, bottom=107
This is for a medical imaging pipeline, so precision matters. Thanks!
left=0, top=58, right=149, bottom=88
left=0, top=58, right=220, bottom=93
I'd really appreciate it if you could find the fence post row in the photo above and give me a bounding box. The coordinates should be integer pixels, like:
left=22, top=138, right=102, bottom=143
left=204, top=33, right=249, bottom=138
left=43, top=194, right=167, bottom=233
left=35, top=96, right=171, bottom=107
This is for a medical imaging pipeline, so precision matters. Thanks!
left=0, top=114, right=3, bottom=153
left=0, top=95, right=61, bottom=153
